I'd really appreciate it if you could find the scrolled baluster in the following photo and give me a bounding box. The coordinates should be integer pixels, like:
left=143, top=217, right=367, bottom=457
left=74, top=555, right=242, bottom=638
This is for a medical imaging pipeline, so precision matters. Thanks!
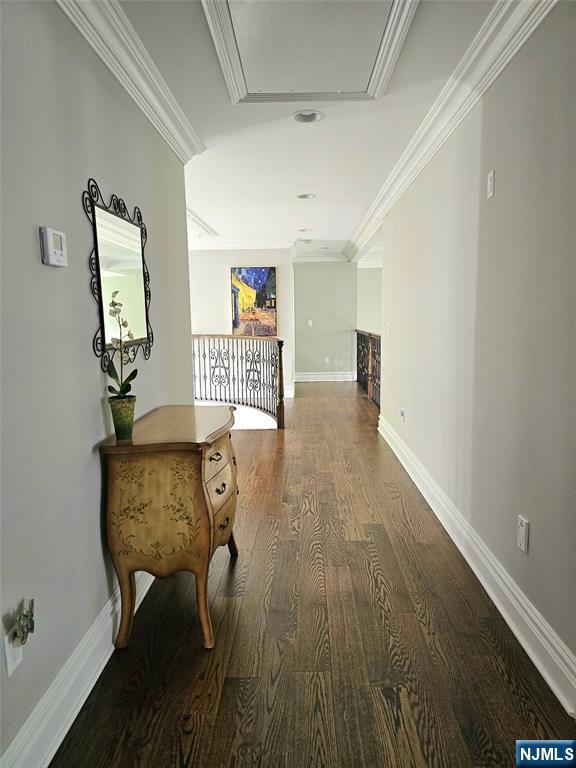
left=265, top=339, right=269, bottom=415
left=269, top=339, right=273, bottom=416
left=276, top=339, right=284, bottom=428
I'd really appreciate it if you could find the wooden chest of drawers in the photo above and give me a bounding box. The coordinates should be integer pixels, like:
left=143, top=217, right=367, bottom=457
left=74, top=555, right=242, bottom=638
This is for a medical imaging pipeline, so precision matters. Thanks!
left=100, top=405, right=238, bottom=649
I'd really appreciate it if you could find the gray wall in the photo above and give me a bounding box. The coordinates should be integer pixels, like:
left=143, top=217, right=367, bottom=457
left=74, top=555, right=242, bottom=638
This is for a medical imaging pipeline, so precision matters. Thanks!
left=189, top=249, right=295, bottom=393
left=1, top=1, right=193, bottom=752
left=294, top=262, right=357, bottom=376
left=356, top=267, right=382, bottom=334
left=379, top=2, right=575, bottom=654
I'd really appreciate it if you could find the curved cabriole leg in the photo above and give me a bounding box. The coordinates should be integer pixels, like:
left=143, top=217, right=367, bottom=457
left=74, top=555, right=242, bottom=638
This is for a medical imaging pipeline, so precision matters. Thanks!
left=196, top=566, right=214, bottom=650
left=114, top=566, right=136, bottom=649
left=227, top=530, right=239, bottom=558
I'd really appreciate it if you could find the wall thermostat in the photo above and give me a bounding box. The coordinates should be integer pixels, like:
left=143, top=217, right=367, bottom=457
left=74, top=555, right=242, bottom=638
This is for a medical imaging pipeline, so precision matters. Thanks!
left=39, top=227, right=68, bottom=267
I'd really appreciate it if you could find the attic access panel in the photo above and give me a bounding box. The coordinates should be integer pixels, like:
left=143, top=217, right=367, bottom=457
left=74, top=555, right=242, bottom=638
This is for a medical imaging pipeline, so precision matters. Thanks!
left=202, top=0, right=419, bottom=103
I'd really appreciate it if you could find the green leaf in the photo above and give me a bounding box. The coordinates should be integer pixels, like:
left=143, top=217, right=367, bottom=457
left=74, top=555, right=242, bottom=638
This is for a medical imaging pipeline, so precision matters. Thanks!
left=107, top=385, right=119, bottom=395
left=124, top=368, right=138, bottom=385
left=119, top=382, right=132, bottom=396
left=106, top=359, right=119, bottom=384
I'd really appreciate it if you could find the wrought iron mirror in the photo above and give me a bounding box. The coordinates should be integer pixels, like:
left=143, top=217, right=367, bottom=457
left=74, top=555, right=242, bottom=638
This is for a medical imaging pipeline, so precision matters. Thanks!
left=83, top=179, right=153, bottom=371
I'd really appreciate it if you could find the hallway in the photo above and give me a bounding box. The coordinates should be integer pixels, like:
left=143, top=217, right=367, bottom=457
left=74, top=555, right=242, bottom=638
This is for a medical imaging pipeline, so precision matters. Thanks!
left=50, top=384, right=574, bottom=768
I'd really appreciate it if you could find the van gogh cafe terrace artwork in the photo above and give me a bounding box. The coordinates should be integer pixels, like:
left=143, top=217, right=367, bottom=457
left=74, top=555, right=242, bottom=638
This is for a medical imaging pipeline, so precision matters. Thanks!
left=231, top=267, right=277, bottom=337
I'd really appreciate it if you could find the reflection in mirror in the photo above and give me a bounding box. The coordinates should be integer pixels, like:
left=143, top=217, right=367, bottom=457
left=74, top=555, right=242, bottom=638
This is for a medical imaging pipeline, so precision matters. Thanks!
left=94, top=207, right=148, bottom=346
left=83, top=178, right=153, bottom=370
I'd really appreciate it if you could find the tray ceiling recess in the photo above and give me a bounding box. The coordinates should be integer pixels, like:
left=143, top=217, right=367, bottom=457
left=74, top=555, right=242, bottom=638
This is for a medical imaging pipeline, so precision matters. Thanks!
left=201, top=0, right=420, bottom=104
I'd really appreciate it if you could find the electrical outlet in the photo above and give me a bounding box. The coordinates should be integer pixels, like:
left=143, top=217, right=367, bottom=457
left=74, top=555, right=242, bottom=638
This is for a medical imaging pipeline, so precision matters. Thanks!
left=385, top=322, right=391, bottom=337
left=517, top=515, right=530, bottom=553
left=324, top=356, right=330, bottom=364
left=307, top=319, right=313, bottom=327
left=4, top=626, right=23, bottom=676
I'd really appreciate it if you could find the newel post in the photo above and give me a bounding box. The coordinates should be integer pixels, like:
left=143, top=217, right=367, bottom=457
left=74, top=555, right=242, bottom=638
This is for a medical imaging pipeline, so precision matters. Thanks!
left=276, top=339, right=285, bottom=429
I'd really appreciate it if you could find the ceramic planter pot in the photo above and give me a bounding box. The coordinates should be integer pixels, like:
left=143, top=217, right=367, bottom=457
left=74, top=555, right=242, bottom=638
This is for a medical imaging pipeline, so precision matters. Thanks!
left=109, top=396, right=136, bottom=442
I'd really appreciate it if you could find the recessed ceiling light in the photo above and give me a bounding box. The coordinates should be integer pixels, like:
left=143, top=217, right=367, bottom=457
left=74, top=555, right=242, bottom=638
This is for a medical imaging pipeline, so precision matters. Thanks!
left=321, top=246, right=332, bottom=250
left=293, top=110, right=325, bottom=123
left=297, top=193, right=316, bottom=199
left=298, top=228, right=312, bottom=233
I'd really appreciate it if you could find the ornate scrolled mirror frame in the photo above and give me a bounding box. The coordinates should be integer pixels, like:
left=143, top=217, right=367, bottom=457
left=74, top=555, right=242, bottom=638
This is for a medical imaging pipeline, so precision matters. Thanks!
left=83, top=178, right=153, bottom=371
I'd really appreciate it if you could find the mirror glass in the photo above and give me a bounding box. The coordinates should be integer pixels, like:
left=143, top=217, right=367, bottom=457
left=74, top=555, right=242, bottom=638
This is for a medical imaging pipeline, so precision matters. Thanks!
left=94, top=206, right=148, bottom=345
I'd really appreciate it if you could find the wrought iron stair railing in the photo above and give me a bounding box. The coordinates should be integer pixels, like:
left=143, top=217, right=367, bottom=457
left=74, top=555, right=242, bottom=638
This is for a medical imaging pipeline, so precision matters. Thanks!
left=192, top=335, right=285, bottom=428
left=356, top=329, right=381, bottom=408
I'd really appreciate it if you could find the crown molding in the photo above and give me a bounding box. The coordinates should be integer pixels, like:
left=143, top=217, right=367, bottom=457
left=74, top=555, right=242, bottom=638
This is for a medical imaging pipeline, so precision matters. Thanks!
left=366, top=0, right=420, bottom=99
left=357, top=257, right=384, bottom=269
left=356, top=244, right=384, bottom=268
left=96, top=214, right=143, bottom=254
left=189, top=238, right=293, bottom=253
left=293, top=253, right=350, bottom=264
left=235, top=91, right=374, bottom=105
left=347, top=0, right=559, bottom=259
left=186, top=208, right=218, bottom=238
left=188, top=237, right=353, bottom=259
left=56, top=0, right=205, bottom=163
left=202, top=0, right=418, bottom=104
left=201, top=0, right=245, bottom=105
left=292, top=238, right=350, bottom=263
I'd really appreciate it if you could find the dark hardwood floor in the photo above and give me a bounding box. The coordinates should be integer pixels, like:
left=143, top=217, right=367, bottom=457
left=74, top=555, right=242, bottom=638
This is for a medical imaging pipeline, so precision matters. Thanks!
left=50, top=384, right=575, bottom=768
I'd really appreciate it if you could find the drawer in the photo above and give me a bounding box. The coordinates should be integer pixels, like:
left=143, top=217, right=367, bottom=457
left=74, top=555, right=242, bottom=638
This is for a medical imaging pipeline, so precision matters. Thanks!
left=205, top=462, right=235, bottom=513
left=212, top=495, right=236, bottom=550
left=203, top=434, right=234, bottom=483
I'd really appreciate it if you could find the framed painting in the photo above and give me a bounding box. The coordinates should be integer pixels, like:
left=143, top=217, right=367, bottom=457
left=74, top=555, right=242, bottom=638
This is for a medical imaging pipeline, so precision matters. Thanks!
left=231, top=267, right=277, bottom=336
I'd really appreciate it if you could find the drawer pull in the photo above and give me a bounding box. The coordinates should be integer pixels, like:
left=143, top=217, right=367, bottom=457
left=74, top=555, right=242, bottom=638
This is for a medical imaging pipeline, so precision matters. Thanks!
left=218, top=516, right=230, bottom=530
left=215, top=482, right=227, bottom=495
left=209, top=451, right=223, bottom=463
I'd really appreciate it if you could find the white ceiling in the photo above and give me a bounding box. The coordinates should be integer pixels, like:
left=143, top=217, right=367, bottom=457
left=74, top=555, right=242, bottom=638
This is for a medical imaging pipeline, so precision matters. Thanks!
left=121, top=0, right=494, bottom=259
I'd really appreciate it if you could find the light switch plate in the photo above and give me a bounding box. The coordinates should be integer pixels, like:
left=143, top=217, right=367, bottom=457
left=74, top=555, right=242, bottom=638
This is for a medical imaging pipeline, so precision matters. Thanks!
left=517, top=515, right=529, bottom=553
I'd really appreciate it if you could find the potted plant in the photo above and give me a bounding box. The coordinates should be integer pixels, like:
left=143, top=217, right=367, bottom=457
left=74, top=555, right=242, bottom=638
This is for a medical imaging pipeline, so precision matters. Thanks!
left=106, top=291, right=138, bottom=441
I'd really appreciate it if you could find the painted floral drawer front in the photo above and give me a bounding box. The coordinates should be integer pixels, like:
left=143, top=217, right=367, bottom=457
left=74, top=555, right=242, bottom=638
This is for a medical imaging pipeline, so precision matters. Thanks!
left=212, top=495, right=237, bottom=551
left=205, top=462, right=236, bottom=513
left=203, top=434, right=234, bottom=483
left=107, top=453, right=209, bottom=562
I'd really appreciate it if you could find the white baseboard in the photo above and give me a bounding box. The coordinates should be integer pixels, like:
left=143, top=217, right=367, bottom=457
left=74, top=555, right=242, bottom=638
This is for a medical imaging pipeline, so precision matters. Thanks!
left=378, top=416, right=576, bottom=718
left=1, top=572, right=155, bottom=768
left=294, top=371, right=356, bottom=383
